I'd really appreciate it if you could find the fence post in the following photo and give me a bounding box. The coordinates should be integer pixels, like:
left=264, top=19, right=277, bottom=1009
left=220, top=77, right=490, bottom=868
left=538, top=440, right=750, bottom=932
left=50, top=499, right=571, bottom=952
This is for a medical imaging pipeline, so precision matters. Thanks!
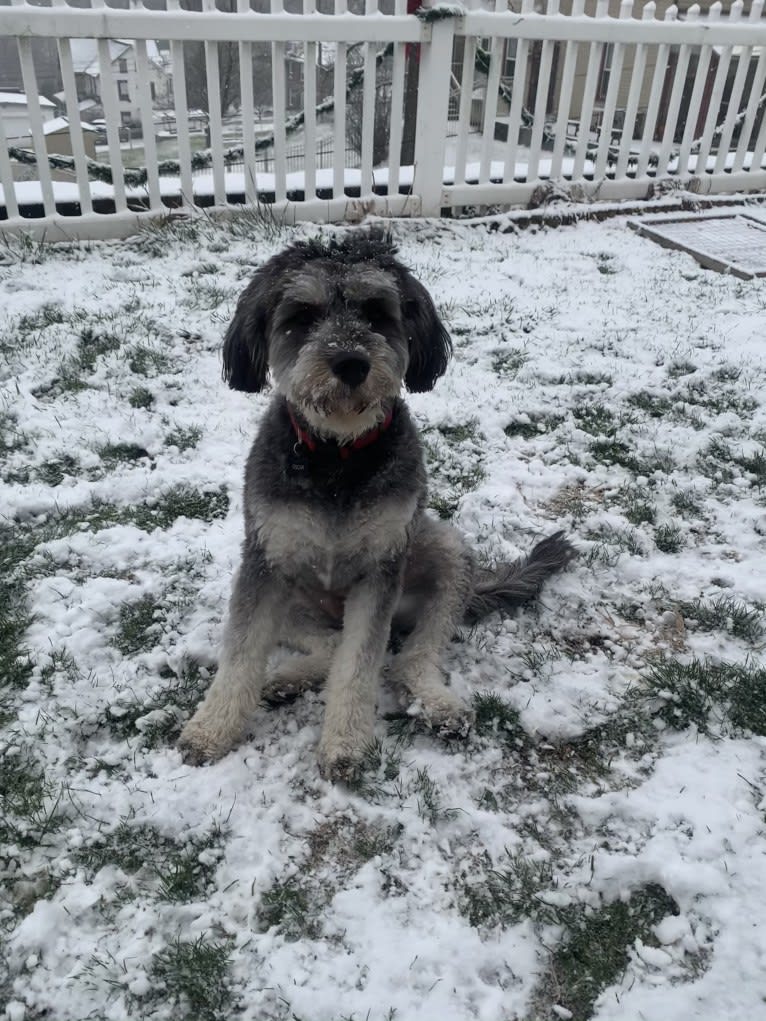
left=412, top=14, right=457, bottom=217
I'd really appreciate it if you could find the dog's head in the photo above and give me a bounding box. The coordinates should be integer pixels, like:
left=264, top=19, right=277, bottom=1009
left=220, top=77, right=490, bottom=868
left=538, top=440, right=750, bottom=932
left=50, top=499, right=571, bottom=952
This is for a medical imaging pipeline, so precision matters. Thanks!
left=222, top=230, right=451, bottom=439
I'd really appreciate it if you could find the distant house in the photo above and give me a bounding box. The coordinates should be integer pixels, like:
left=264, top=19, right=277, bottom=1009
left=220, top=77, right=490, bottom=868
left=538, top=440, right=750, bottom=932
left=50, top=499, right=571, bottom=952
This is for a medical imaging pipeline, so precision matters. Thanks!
left=69, top=39, right=174, bottom=129
left=284, top=42, right=335, bottom=110
left=0, top=91, right=56, bottom=141
left=52, top=92, right=100, bottom=122
left=21, top=116, right=100, bottom=159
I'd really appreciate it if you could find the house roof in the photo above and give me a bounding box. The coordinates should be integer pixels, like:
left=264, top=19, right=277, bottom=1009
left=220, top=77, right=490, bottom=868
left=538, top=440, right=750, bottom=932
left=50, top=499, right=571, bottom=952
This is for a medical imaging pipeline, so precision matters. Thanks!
left=69, top=39, right=130, bottom=75
left=52, top=92, right=99, bottom=111
left=40, top=116, right=99, bottom=135
left=69, top=38, right=165, bottom=76
left=0, top=91, right=55, bottom=108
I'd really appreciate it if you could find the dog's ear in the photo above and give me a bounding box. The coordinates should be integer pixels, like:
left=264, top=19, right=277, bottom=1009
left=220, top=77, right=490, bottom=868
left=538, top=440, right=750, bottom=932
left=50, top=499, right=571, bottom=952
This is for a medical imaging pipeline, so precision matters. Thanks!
left=399, top=274, right=452, bottom=393
left=222, top=279, right=270, bottom=393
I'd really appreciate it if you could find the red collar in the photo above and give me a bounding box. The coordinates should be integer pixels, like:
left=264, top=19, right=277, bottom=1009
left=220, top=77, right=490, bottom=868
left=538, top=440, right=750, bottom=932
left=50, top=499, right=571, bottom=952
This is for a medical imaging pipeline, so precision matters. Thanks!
left=288, top=406, right=394, bottom=460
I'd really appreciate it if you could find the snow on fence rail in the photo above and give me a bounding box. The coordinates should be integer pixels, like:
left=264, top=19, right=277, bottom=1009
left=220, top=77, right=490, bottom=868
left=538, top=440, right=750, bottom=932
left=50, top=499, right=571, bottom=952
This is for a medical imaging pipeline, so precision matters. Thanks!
left=1, top=0, right=766, bottom=240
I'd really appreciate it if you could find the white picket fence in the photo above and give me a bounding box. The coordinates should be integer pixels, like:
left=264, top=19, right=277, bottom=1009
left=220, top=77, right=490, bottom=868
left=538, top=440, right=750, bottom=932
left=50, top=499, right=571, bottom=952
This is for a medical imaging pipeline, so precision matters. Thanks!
left=1, top=0, right=766, bottom=240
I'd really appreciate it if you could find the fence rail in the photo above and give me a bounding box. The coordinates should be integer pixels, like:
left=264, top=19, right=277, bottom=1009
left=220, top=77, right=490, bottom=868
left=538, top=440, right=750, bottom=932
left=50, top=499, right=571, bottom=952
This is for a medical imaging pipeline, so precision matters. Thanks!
left=1, top=0, right=766, bottom=240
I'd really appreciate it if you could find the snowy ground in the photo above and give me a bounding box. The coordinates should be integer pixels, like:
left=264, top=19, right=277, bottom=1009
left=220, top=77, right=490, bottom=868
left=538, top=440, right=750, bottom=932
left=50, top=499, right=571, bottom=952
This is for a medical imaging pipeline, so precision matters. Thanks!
left=1, top=209, right=765, bottom=1021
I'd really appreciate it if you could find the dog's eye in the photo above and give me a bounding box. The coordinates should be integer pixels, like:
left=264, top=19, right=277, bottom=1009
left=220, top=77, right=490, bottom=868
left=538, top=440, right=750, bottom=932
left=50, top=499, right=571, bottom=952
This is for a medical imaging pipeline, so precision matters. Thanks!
left=362, top=299, right=391, bottom=328
left=291, top=304, right=319, bottom=327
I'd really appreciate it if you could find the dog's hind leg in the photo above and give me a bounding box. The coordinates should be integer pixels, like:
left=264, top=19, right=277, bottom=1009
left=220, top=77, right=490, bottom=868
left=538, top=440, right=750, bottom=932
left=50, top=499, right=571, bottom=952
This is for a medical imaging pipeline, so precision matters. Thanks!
left=391, top=518, right=475, bottom=736
left=178, top=544, right=286, bottom=764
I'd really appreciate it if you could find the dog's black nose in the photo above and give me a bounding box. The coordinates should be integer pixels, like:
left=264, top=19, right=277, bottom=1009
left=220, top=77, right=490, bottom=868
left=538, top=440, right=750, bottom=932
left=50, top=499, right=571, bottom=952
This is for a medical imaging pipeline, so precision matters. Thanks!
left=330, top=352, right=371, bottom=388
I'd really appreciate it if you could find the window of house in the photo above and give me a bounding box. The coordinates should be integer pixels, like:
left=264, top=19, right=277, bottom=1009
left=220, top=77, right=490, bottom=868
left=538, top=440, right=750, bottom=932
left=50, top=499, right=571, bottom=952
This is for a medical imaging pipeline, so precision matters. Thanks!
left=118, top=80, right=130, bottom=101
left=119, top=59, right=128, bottom=73
left=503, top=39, right=517, bottom=79
left=150, top=82, right=156, bottom=101
left=121, top=111, right=132, bottom=125
left=597, top=43, right=614, bottom=102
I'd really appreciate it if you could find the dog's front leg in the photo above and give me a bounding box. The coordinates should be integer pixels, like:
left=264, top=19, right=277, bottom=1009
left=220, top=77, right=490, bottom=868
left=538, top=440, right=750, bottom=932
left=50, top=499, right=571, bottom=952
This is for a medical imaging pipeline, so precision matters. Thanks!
left=179, top=544, right=285, bottom=765
left=318, top=560, right=404, bottom=782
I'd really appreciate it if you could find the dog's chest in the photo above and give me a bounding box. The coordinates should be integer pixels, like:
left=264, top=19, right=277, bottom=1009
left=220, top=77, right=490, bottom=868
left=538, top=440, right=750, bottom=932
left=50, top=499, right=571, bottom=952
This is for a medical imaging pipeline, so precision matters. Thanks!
left=255, top=495, right=417, bottom=589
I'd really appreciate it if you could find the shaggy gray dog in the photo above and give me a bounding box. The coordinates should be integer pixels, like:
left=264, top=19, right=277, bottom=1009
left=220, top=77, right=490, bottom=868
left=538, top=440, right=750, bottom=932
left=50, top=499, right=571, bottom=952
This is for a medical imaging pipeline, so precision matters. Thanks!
left=179, top=231, right=575, bottom=781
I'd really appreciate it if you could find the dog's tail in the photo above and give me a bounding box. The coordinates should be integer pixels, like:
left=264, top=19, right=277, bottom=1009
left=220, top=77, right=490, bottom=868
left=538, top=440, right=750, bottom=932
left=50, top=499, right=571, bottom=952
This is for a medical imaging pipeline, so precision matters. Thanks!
left=464, top=531, right=576, bottom=625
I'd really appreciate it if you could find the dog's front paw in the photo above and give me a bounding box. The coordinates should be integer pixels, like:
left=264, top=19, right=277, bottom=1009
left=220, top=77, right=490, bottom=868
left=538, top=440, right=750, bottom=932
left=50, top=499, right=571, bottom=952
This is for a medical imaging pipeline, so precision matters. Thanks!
left=317, top=736, right=366, bottom=785
left=413, top=693, right=474, bottom=739
left=177, top=718, right=236, bottom=766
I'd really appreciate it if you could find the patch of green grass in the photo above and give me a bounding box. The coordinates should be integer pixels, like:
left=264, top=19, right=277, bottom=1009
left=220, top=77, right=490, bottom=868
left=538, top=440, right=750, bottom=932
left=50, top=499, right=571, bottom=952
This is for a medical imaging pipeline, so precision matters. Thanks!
left=114, top=594, right=162, bottom=655
left=76, top=327, right=121, bottom=371
left=666, top=359, right=697, bottom=378
left=181, top=262, right=219, bottom=278
left=103, top=660, right=209, bottom=744
left=594, top=252, right=619, bottom=275
left=589, top=438, right=676, bottom=476
left=584, top=525, right=645, bottom=565
left=31, top=362, right=90, bottom=399
left=184, top=281, right=231, bottom=311
left=148, top=935, right=233, bottom=1021
left=537, top=884, right=679, bottom=1021
left=411, top=767, right=459, bottom=825
left=165, top=426, right=203, bottom=452
left=504, top=413, right=564, bottom=440
left=491, top=348, right=528, bottom=377
left=0, top=411, right=30, bottom=456
left=0, top=745, right=65, bottom=847
left=645, top=656, right=766, bottom=735
left=221, top=202, right=286, bottom=242
left=133, top=485, right=229, bottom=530
left=696, top=437, right=737, bottom=484
left=671, top=489, right=704, bottom=516
left=135, top=216, right=207, bottom=257
left=78, top=820, right=221, bottom=902
left=681, top=379, right=758, bottom=416
left=347, top=737, right=404, bottom=803
left=738, top=447, right=766, bottom=489
left=436, top=421, right=480, bottom=443
left=588, top=438, right=639, bottom=472
left=616, top=485, right=657, bottom=526
left=0, top=526, right=34, bottom=693
left=654, top=523, right=685, bottom=553
left=34, top=454, right=80, bottom=487
left=701, top=442, right=766, bottom=490
left=462, top=851, right=557, bottom=929
left=128, top=386, right=155, bottom=409
left=549, top=704, right=657, bottom=778
left=472, top=691, right=526, bottom=746
left=98, top=442, right=151, bottom=468
left=3, top=487, right=226, bottom=563
left=0, top=231, right=51, bottom=266
left=258, top=878, right=320, bottom=940
left=553, top=370, right=614, bottom=387
left=350, top=822, right=402, bottom=862
left=572, top=403, right=617, bottom=438
left=678, top=595, right=763, bottom=643
left=425, top=431, right=486, bottom=520
left=16, top=302, right=66, bottom=334
left=710, top=364, right=742, bottom=382
left=626, top=389, right=675, bottom=419
left=128, top=344, right=172, bottom=376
